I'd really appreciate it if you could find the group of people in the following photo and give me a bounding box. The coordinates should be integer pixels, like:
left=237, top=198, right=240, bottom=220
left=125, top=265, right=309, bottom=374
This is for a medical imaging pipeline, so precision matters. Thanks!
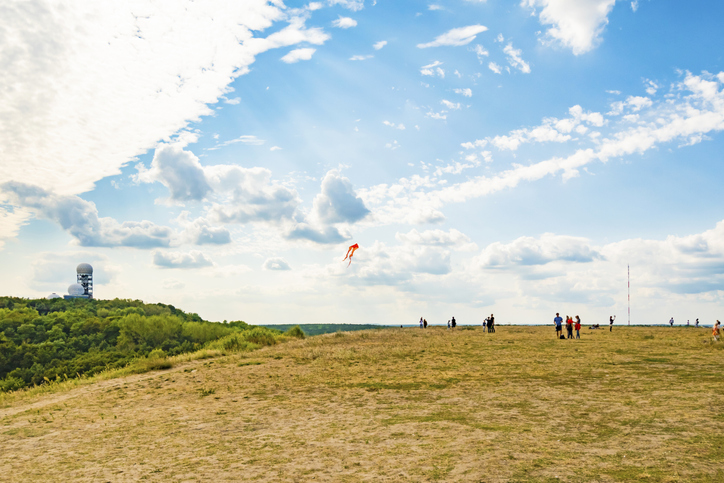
left=554, top=313, right=582, bottom=339
left=417, top=315, right=495, bottom=332
left=482, top=314, right=495, bottom=332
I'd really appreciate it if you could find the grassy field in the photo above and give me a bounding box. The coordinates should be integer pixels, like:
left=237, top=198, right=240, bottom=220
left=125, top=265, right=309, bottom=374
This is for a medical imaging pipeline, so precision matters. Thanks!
left=1, top=325, right=722, bottom=482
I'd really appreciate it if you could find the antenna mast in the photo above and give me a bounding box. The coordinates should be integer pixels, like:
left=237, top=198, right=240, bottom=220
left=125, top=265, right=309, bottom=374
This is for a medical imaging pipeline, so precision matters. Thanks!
left=628, top=264, right=630, bottom=326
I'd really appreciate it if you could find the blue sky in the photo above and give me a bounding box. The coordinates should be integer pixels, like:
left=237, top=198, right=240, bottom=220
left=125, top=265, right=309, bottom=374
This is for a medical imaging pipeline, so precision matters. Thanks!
left=1, top=0, right=724, bottom=326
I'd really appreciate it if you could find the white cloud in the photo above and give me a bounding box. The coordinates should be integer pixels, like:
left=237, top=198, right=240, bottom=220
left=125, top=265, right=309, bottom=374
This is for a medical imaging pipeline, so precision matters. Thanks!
left=488, top=62, right=502, bottom=74
left=364, top=71, right=724, bottom=226
left=332, top=16, right=358, bottom=28
left=206, top=166, right=301, bottom=224
left=307, top=2, right=324, bottom=11
left=522, top=0, right=616, bottom=55
left=312, top=170, right=370, bottom=224
left=30, top=251, right=120, bottom=290
left=328, top=0, right=365, bottom=11
left=417, top=25, right=488, bottom=48
left=1, top=182, right=175, bottom=248
left=472, top=44, right=489, bottom=63
left=224, top=97, right=241, bottom=105
left=454, top=88, right=473, bottom=97
left=135, top=143, right=212, bottom=202
left=263, top=257, right=291, bottom=270
left=426, top=111, right=447, bottom=120
left=373, top=40, right=387, bottom=50
left=429, top=4, right=444, bottom=10
left=396, top=228, right=474, bottom=249
left=383, top=121, right=406, bottom=130
left=503, top=43, right=531, bottom=73
left=631, top=1, right=639, bottom=12
left=153, top=250, right=213, bottom=269
left=495, top=33, right=504, bottom=43
left=0, top=2, right=329, bottom=196
left=479, top=233, right=602, bottom=268
left=420, top=60, right=445, bottom=78
left=350, top=54, right=373, bottom=61
left=608, top=95, right=653, bottom=115
left=270, top=146, right=283, bottom=151
left=281, top=47, right=317, bottom=63
left=644, top=79, right=659, bottom=96
left=441, top=99, right=461, bottom=110
left=176, top=212, right=231, bottom=245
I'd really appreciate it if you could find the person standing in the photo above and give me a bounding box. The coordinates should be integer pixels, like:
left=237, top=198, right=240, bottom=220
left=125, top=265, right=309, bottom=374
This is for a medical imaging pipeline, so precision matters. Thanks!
left=566, top=316, right=574, bottom=339
left=420, top=317, right=424, bottom=329
left=554, top=313, right=563, bottom=338
left=447, top=319, right=451, bottom=330
left=687, top=319, right=690, bottom=326
left=609, top=315, right=615, bottom=332
left=713, top=320, right=721, bottom=341
left=423, top=318, right=428, bottom=329
left=451, top=316, right=456, bottom=329
left=489, top=314, right=495, bottom=333
left=575, top=316, right=581, bottom=339
left=696, top=318, right=700, bottom=328
left=669, top=317, right=674, bottom=327
left=482, top=317, right=488, bottom=332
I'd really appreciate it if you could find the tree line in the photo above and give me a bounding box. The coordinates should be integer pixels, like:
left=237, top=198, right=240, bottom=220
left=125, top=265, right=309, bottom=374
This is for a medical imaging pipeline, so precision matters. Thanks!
left=0, top=296, right=284, bottom=392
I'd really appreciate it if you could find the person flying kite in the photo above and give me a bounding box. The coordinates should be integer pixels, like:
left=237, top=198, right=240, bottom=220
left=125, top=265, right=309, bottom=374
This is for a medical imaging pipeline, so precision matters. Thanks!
left=343, top=243, right=359, bottom=267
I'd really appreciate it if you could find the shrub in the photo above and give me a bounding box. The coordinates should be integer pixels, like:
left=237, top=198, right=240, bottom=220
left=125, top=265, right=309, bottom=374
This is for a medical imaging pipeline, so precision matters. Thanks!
left=284, top=325, right=306, bottom=339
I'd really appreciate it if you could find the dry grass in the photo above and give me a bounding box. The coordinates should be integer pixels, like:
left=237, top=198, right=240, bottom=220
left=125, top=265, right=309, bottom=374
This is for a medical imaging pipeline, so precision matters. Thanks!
left=1, top=326, right=723, bottom=482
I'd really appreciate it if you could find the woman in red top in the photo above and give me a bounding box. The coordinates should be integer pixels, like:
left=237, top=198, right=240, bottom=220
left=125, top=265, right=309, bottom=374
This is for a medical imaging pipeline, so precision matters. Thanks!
left=575, top=316, right=581, bottom=339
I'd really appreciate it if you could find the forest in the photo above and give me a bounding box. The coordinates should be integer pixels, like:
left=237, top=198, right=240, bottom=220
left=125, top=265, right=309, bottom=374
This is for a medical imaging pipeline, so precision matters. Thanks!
left=0, top=296, right=294, bottom=392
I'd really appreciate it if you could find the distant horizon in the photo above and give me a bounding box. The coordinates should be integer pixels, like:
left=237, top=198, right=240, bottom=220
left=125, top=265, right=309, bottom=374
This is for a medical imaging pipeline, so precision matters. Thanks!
left=1, top=1, right=723, bottom=326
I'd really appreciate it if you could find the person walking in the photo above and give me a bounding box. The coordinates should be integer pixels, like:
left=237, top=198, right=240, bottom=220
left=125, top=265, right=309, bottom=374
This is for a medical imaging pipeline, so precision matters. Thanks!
left=609, top=315, right=615, bottom=332
left=669, top=317, right=675, bottom=327
left=489, top=314, right=495, bottom=333
left=566, top=316, right=574, bottom=339
left=575, top=316, right=581, bottom=339
left=554, top=313, right=563, bottom=338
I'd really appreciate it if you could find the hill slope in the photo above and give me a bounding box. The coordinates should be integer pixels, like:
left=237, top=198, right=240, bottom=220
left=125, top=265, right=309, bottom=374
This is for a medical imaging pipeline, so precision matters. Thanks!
left=1, top=326, right=723, bottom=482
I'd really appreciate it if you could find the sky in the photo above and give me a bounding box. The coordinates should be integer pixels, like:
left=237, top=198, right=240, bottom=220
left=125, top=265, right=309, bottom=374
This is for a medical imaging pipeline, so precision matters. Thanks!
left=1, top=0, right=723, bottom=326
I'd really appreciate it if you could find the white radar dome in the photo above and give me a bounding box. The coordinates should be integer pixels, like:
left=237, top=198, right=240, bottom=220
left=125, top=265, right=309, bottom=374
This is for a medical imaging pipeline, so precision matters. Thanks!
left=46, top=293, right=62, bottom=299
left=68, top=283, right=85, bottom=296
left=76, top=263, right=94, bottom=274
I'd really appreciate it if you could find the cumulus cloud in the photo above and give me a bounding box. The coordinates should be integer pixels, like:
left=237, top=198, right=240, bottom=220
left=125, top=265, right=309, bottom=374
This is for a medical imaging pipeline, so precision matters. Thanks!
left=350, top=54, right=373, bottom=61
left=135, top=143, right=212, bottom=202
left=503, top=43, right=531, bottom=73
left=478, top=233, right=602, bottom=268
left=312, top=170, right=370, bottom=224
left=373, top=40, right=387, bottom=50
left=285, top=224, right=348, bottom=244
left=396, top=229, right=475, bottom=250
left=153, top=250, right=213, bottom=269
left=332, top=16, right=357, bottom=28
left=176, top=213, right=231, bottom=245
left=383, top=121, right=406, bottom=130
left=206, top=166, right=300, bottom=224
left=328, top=0, right=364, bottom=11
left=417, top=25, right=488, bottom=48
left=281, top=47, right=317, bottom=63
left=472, top=44, right=489, bottom=63
left=0, top=1, right=329, bottom=197
left=441, top=99, right=461, bottom=110
left=1, top=182, right=174, bottom=248
left=454, top=88, right=473, bottom=97
left=488, top=62, right=502, bottom=74
left=522, top=0, right=616, bottom=55
left=263, top=257, right=291, bottom=270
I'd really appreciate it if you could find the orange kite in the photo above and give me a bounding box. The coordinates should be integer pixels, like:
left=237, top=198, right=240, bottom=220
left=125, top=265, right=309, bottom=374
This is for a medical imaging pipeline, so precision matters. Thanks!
left=343, top=243, right=359, bottom=267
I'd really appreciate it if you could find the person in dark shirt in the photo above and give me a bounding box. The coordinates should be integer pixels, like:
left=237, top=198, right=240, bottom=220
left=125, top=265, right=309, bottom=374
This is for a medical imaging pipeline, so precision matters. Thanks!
left=489, top=314, right=495, bottom=333
left=451, top=316, right=456, bottom=329
left=554, top=313, right=563, bottom=338
left=609, top=315, right=615, bottom=332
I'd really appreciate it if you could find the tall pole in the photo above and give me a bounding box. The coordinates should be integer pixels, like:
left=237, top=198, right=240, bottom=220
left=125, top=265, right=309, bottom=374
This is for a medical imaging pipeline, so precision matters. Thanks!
left=628, top=264, right=630, bottom=326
